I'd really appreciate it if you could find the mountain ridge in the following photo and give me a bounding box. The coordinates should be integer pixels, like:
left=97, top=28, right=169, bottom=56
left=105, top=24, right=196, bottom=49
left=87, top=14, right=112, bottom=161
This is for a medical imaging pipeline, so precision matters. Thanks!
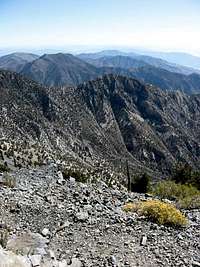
left=0, top=52, right=39, bottom=72
left=1, top=70, right=200, bottom=176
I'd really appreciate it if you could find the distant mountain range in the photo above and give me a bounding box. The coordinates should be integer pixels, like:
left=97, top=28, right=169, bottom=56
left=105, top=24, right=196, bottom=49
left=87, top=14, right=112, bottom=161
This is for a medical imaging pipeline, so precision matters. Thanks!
left=78, top=50, right=200, bottom=75
left=0, top=51, right=200, bottom=94
left=1, top=70, right=200, bottom=174
left=141, top=51, right=200, bottom=70
left=0, top=52, right=39, bottom=72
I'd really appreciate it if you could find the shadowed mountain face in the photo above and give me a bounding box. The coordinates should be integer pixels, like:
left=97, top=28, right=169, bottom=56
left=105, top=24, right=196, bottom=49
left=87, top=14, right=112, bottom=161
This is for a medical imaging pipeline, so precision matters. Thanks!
left=20, top=53, right=103, bottom=87
left=1, top=70, right=200, bottom=175
left=130, top=65, right=200, bottom=94
left=0, top=53, right=39, bottom=72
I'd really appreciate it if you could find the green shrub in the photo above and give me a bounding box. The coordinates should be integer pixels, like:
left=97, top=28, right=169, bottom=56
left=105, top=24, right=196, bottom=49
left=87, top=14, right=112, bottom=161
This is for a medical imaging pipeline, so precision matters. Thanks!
left=152, top=180, right=200, bottom=209
left=172, top=164, right=200, bottom=190
left=178, top=195, right=200, bottom=209
left=123, top=200, right=188, bottom=227
left=62, top=169, right=88, bottom=183
left=131, top=173, right=151, bottom=193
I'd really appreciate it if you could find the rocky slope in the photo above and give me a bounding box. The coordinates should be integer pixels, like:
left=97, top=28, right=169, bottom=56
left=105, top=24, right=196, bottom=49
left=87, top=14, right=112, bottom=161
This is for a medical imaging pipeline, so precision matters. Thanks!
left=77, top=74, right=200, bottom=171
left=0, top=52, right=39, bottom=72
left=0, top=165, right=199, bottom=266
left=0, top=70, right=200, bottom=176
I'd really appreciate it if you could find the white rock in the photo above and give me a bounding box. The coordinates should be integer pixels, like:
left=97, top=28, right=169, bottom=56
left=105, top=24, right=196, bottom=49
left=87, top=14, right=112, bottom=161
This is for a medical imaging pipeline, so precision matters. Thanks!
left=192, top=261, right=200, bottom=267
left=140, top=234, right=147, bottom=246
left=57, top=171, right=64, bottom=180
left=49, top=249, right=56, bottom=259
left=69, top=177, right=76, bottom=184
left=29, top=255, right=42, bottom=266
left=70, top=258, right=82, bottom=267
left=58, top=260, right=68, bottom=267
left=75, top=211, right=89, bottom=222
left=41, top=228, right=50, bottom=237
left=0, top=248, right=31, bottom=267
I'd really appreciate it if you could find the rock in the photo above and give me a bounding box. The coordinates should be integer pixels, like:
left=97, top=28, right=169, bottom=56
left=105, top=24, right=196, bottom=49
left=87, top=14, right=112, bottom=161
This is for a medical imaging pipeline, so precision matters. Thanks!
left=56, top=221, right=70, bottom=233
left=57, top=171, right=64, bottom=180
left=69, top=177, right=76, bottom=184
left=75, top=211, right=89, bottom=222
left=57, top=171, right=65, bottom=185
left=140, top=234, right=147, bottom=246
left=29, top=255, right=42, bottom=266
left=44, top=195, right=53, bottom=203
left=69, top=258, right=82, bottom=267
left=110, top=255, right=117, bottom=266
left=6, top=233, right=48, bottom=255
left=162, top=199, right=173, bottom=204
left=83, top=204, right=93, bottom=212
left=41, top=228, right=50, bottom=237
left=0, top=248, right=31, bottom=267
left=192, top=261, right=200, bottom=267
left=58, top=260, right=68, bottom=267
left=49, top=249, right=56, bottom=259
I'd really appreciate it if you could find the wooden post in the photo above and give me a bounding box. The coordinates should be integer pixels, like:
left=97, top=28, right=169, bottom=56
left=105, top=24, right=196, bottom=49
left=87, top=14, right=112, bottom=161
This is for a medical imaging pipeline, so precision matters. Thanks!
left=126, top=160, right=131, bottom=192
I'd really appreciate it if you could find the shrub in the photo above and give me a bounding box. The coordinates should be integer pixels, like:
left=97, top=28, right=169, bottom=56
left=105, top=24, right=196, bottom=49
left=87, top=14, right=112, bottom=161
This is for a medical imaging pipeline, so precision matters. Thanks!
left=0, top=229, right=9, bottom=248
left=0, top=163, right=10, bottom=173
left=1, top=174, right=16, bottom=188
left=178, top=195, right=200, bottom=209
left=131, top=173, right=151, bottom=193
left=172, top=164, right=200, bottom=190
left=62, top=169, right=88, bottom=183
left=123, top=200, right=188, bottom=227
left=152, top=180, right=200, bottom=209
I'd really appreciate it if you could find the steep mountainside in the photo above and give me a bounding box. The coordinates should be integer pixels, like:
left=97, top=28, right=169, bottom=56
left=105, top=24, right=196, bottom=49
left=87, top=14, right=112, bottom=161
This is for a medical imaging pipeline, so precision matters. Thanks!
left=0, top=70, right=200, bottom=175
left=131, top=65, right=200, bottom=94
left=20, top=53, right=103, bottom=86
left=0, top=52, right=39, bottom=72
left=79, top=55, right=200, bottom=94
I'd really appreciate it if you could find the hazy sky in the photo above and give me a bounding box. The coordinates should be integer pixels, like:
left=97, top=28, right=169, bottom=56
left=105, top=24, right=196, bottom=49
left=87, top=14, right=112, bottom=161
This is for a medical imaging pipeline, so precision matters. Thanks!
left=0, top=0, right=200, bottom=54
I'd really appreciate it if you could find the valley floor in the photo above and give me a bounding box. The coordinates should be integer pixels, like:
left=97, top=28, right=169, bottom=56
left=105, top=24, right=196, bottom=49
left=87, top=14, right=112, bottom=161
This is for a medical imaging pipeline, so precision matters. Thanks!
left=0, top=165, right=199, bottom=267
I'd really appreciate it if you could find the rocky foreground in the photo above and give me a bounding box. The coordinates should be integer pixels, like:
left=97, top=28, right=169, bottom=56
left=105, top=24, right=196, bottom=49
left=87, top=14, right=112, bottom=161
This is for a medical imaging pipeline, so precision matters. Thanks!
left=0, top=165, right=200, bottom=267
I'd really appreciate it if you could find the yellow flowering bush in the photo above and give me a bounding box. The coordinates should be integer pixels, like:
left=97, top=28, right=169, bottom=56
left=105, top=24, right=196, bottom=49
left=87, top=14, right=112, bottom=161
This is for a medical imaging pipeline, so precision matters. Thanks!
left=123, top=200, right=188, bottom=227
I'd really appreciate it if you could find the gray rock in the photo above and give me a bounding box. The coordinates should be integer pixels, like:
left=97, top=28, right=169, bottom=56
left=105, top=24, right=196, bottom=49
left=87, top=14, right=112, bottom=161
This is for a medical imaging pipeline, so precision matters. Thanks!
left=29, top=254, right=42, bottom=266
left=140, top=234, right=147, bottom=246
left=75, top=211, right=89, bottom=222
left=192, top=261, right=200, bottom=267
left=41, top=228, right=50, bottom=237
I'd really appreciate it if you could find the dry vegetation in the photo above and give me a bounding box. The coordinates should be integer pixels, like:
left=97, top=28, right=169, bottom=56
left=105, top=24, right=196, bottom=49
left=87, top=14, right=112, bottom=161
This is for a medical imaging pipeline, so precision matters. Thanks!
left=123, top=200, right=188, bottom=227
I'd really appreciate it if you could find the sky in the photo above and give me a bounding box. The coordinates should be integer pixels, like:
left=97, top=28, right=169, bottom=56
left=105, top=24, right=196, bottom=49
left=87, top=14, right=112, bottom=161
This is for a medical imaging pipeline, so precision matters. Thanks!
left=0, top=0, right=200, bottom=55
